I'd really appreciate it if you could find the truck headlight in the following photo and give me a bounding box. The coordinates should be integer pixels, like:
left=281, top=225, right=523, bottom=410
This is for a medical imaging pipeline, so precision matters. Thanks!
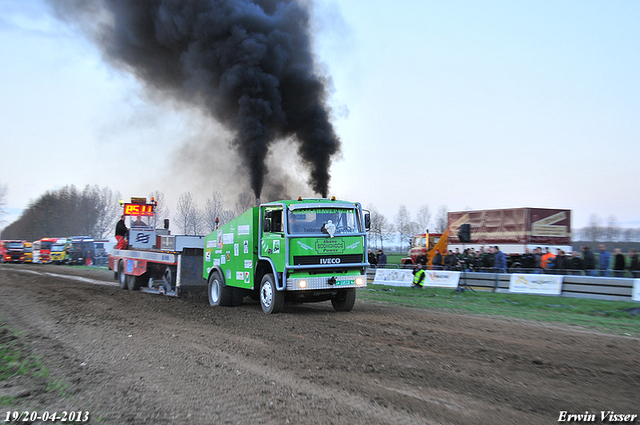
left=299, top=280, right=307, bottom=289
left=355, top=277, right=364, bottom=286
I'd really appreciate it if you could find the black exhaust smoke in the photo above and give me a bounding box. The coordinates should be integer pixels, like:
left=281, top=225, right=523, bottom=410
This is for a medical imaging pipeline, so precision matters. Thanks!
left=51, top=0, right=339, bottom=198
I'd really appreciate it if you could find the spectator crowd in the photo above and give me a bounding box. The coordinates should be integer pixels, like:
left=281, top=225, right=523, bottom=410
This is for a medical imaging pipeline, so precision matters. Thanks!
left=369, top=244, right=640, bottom=278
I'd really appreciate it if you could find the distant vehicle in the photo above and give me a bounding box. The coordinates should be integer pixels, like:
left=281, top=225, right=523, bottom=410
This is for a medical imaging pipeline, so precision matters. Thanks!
left=50, top=238, right=71, bottom=264
left=23, top=241, right=33, bottom=263
left=1, top=240, right=25, bottom=263
left=93, top=240, right=114, bottom=266
left=68, top=236, right=95, bottom=265
left=32, top=237, right=57, bottom=264
left=402, top=231, right=444, bottom=266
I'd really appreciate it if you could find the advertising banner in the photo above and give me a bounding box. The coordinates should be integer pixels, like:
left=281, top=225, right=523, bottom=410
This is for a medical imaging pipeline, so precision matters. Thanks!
left=423, top=270, right=460, bottom=288
left=509, top=274, right=563, bottom=295
left=373, top=269, right=461, bottom=288
left=633, top=279, right=640, bottom=302
left=373, top=269, right=414, bottom=286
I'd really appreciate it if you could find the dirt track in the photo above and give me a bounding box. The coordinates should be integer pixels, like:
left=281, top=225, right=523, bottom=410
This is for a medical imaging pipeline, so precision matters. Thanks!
left=1, top=264, right=638, bottom=424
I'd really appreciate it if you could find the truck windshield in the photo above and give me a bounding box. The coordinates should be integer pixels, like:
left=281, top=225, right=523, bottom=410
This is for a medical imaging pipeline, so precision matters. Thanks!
left=41, top=241, right=53, bottom=250
left=51, top=244, right=65, bottom=252
left=287, top=208, right=360, bottom=235
left=6, top=242, right=23, bottom=249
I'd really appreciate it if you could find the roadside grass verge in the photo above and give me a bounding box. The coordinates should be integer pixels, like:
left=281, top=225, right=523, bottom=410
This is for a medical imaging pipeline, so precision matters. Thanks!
left=359, top=285, right=640, bottom=336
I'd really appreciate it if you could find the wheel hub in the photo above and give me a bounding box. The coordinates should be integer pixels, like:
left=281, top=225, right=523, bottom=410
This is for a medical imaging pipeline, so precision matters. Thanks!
left=261, top=284, right=273, bottom=308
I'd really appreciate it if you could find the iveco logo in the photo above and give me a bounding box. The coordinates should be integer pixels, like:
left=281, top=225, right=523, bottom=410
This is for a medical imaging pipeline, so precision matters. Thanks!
left=320, top=258, right=341, bottom=264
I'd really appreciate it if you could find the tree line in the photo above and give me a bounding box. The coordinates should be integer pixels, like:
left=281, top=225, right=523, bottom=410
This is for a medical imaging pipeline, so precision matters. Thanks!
left=0, top=184, right=256, bottom=241
left=1, top=181, right=639, bottom=245
left=366, top=204, right=449, bottom=251
left=1, top=185, right=121, bottom=241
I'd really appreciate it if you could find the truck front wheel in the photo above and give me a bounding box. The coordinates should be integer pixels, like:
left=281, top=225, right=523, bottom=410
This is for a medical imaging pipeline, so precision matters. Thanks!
left=208, top=271, right=232, bottom=307
left=331, top=288, right=356, bottom=312
left=260, top=274, right=284, bottom=315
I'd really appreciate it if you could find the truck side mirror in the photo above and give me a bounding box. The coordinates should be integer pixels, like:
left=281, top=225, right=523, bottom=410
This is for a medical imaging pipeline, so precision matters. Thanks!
left=164, top=219, right=169, bottom=229
left=364, top=213, right=371, bottom=230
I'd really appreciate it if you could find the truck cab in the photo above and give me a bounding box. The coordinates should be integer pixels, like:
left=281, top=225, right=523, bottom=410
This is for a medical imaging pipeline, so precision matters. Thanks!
left=1, top=240, right=25, bottom=263
left=402, top=232, right=444, bottom=266
left=50, top=238, right=70, bottom=264
left=23, top=241, right=33, bottom=263
left=68, top=236, right=95, bottom=265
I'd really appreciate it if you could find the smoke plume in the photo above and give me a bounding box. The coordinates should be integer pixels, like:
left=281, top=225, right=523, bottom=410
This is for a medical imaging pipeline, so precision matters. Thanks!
left=52, top=0, right=340, bottom=198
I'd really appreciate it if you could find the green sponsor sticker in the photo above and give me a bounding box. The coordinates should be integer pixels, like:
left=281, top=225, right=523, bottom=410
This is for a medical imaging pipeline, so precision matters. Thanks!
left=335, top=280, right=355, bottom=286
left=315, top=238, right=345, bottom=254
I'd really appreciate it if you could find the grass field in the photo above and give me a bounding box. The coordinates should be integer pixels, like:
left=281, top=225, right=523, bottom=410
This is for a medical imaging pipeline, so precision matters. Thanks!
left=359, top=284, right=640, bottom=337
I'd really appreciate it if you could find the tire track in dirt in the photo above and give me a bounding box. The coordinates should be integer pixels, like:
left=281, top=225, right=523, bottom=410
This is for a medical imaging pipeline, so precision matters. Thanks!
left=1, top=264, right=639, bottom=424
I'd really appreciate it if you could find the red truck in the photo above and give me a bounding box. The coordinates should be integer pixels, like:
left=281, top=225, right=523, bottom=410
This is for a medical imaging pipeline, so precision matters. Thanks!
left=0, top=240, right=26, bottom=263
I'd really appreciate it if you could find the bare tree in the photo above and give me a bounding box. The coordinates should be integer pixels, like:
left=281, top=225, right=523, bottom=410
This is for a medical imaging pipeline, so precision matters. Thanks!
left=235, top=192, right=255, bottom=216
left=416, top=204, right=431, bottom=233
left=175, top=192, right=204, bottom=235
left=395, top=205, right=420, bottom=251
left=149, top=191, right=170, bottom=224
left=93, top=187, right=122, bottom=239
left=203, top=191, right=226, bottom=232
left=583, top=214, right=602, bottom=241
left=0, top=181, right=7, bottom=227
left=604, top=215, right=621, bottom=242
left=434, top=205, right=448, bottom=233
left=366, top=204, right=394, bottom=250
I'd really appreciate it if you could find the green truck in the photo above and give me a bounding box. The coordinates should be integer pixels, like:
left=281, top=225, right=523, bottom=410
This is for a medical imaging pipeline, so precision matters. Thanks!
left=203, top=198, right=370, bottom=314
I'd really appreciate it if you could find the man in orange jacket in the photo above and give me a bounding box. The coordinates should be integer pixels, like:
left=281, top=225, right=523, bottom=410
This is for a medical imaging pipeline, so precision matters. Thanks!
left=540, top=247, right=556, bottom=271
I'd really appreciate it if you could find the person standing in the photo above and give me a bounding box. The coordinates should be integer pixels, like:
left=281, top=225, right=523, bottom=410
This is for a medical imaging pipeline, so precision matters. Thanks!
left=521, top=248, right=536, bottom=273
left=582, top=246, right=596, bottom=276
left=412, top=263, right=426, bottom=288
left=444, top=250, right=457, bottom=270
left=613, top=248, right=625, bottom=278
left=376, top=249, right=387, bottom=268
left=533, top=247, right=543, bottom=272
left=431, top=249, right=443, bottom=270
left=115, top=214, right=128, bottom=250
left=554, top=250, right=568, bottom=275
left=493, top=246, right=507, bottom=273
left=540, top=247, right=556, bottom=272
left=367, top=249, right=378, bottom=267
left=628, top=249, right=639, bottom=278
left=598, top=244, right=611, bottom=277
left=568, top=251, right=583, bottom=275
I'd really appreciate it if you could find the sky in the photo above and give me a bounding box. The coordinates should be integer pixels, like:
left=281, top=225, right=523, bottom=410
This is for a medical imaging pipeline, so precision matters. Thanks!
left=1, top=0, right=639, bottom=235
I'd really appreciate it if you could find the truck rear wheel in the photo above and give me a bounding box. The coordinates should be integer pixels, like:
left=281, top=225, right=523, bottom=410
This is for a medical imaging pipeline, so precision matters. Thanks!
left=208, top=271, right=232, bottom=307
left=127, top=274, right=140, bottom=291
left=118, top=261, right=127, bottom=290
left=260, top=274, right=284, bottom=314
left=331, top=288, right=356, bottom=312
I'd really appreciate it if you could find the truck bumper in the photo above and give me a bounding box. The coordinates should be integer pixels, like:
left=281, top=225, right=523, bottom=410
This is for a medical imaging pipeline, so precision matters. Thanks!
left=286, top=274, right=366, bottom=291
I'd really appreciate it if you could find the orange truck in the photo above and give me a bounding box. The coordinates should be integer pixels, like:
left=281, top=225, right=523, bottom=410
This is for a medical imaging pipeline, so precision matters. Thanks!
left=402, top=231, right=446, bottom=266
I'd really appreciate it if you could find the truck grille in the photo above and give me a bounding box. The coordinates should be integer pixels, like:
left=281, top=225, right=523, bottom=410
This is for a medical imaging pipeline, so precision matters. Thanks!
left=292, top=254, right=363, bottom=266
